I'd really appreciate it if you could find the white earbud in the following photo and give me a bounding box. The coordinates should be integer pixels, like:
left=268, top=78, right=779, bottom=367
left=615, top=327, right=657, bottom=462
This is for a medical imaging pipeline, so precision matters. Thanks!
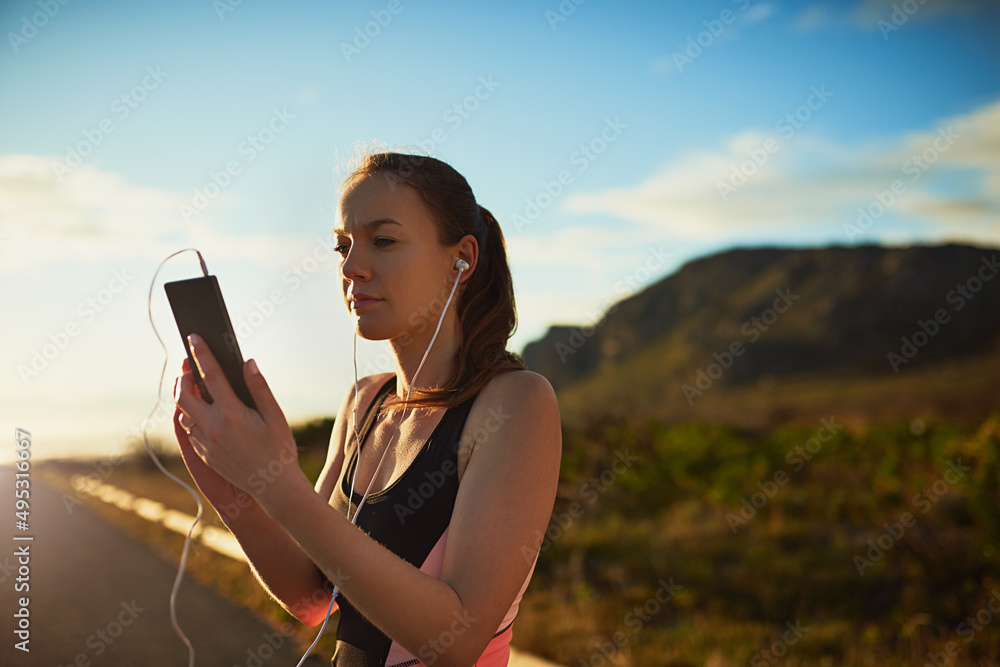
left=455, top=258, right=469, bottom=272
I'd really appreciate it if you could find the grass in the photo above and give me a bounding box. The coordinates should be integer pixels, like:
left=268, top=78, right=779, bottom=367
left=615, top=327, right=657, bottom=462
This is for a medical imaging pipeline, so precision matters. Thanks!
left=38, top=410, right=1000, bottom=665
left=513, top=410, right=1000, bottom=666
left=556, top=349, right=1000, bottom=436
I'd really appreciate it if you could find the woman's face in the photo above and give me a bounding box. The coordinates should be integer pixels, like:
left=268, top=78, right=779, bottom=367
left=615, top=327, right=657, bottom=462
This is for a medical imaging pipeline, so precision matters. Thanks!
left=334, top=174, right=458, bottom=342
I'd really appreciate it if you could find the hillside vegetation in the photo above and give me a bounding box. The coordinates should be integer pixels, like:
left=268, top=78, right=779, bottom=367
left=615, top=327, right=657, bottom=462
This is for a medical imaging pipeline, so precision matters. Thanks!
left=524, top=243, right=1000, bottom=431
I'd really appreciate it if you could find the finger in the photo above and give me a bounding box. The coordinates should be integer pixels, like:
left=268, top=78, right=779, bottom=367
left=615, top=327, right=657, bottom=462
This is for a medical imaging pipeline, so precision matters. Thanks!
left=187, top=333, right=240, bottom=407
left=177, top=412, right=195, bottom=433
left=173, top=406, right=214, bottom=477
left=175, top=365, right=212, bottom=427
left=188, top=432, right=210, bottom=461
left=178, top=358, right=202, bottom=399
left=173, top=405, right=200, bottom=462
left=243, top=359, right=286, bottom=425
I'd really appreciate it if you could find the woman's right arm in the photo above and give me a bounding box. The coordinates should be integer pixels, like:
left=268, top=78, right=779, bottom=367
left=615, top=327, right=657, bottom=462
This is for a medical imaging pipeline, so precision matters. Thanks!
left=173, top=360, right=367, bottom=625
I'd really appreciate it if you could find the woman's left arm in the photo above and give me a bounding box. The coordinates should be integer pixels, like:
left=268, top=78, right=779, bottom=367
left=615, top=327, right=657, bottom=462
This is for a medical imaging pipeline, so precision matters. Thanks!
left=177, top=335, right=561, bottom=667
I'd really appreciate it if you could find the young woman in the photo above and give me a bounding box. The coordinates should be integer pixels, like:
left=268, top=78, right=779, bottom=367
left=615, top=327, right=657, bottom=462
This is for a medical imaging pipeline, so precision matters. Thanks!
left=172, top=150, right=562, bottom=666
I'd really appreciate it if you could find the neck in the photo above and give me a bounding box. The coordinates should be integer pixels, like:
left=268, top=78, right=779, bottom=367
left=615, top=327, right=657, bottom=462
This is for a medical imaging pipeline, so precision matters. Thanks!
left=388, top=311, right=462, bottom=402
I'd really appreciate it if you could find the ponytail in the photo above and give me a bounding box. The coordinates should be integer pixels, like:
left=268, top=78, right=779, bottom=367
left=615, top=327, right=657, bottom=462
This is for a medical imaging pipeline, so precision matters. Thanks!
left=447, top=205, right=526, bottom=406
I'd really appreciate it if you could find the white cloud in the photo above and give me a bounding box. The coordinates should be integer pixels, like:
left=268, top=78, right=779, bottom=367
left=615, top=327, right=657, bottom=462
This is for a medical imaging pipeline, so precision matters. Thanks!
left=743, top=2, right=776, bottom=24
left=0, top=154, right=332, bottom=273
left=792, top=5, right=831, bottom=31
left=650, top=1, right=776, bottom=76
left=563, top=98, right=1000, bottom=245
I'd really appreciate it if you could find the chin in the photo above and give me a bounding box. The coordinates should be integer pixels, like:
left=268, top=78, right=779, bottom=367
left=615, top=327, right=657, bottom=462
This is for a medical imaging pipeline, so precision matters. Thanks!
left=352, top=311, right=403, bottom=343
left=353, top=319, right=388, bottom=341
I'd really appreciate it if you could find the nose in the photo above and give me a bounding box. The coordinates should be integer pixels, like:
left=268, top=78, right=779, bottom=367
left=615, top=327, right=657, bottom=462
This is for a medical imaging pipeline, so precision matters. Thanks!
left=340, top=246, right=370, bottom=303
left=340, top=244, right=368, bottom=282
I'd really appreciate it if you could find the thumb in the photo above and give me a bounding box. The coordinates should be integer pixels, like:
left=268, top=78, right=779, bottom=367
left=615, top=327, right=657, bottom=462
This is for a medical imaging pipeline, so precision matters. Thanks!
left=243, top=359, right=285, bottom=424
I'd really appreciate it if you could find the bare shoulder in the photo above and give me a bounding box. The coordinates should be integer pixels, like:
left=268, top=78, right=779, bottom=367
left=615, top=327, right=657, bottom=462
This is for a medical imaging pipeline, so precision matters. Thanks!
left=462, top=369, right=561, bottom=466
left=477, top=369, right=558, bottom=410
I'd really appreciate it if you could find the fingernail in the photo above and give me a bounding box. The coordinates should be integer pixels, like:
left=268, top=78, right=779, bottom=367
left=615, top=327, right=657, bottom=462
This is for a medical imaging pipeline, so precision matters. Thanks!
left=248, top=359, right=259, bottom=375
left=187, top=333, right=198, bottom=348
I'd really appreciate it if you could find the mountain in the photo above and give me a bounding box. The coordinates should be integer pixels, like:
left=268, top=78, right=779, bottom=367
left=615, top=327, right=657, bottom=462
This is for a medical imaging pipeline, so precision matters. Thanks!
left=521, top=243, right=1000, bottom=431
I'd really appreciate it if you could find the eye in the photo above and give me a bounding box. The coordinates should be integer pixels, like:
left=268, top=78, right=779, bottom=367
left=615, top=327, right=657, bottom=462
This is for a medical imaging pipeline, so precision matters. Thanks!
left=374, top=237, right=396, bottom=249
left=333, top=242, right=349, bottom=256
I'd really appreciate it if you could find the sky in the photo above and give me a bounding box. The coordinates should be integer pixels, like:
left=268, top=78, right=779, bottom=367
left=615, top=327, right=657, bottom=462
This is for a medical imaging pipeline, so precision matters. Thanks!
left=1, top=0, right=999, bottom=462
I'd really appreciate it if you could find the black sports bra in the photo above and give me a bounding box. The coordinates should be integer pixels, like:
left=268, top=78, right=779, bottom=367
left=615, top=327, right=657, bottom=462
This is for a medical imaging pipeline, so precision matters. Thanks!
left=326, top=375, right=480, bottom=666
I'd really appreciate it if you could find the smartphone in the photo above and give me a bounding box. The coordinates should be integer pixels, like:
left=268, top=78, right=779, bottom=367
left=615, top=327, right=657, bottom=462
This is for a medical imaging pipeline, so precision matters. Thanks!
left=164, top=275, right=257, bottom=410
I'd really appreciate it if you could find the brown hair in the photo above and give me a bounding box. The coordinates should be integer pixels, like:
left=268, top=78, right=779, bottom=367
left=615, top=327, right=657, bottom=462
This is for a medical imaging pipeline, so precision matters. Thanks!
left=341, top=149, right=527, bottom=413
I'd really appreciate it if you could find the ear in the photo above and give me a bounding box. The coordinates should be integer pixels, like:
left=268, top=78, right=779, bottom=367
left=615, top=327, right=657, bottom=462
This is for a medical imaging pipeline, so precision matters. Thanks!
left=453, top=234, right=479, bottom=283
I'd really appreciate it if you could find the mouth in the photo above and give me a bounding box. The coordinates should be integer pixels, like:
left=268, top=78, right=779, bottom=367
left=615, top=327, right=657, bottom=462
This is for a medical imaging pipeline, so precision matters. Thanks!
left=349, top=296, right=383, bottom=310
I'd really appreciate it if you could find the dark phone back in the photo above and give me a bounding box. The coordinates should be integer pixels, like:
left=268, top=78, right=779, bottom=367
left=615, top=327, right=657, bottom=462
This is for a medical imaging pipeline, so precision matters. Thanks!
left=164, top=275, right=257, bottom=410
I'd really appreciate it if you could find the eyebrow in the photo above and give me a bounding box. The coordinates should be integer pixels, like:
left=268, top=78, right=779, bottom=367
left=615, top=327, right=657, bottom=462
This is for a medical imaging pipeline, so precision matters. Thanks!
left=332, top=218, right=402, bottom=237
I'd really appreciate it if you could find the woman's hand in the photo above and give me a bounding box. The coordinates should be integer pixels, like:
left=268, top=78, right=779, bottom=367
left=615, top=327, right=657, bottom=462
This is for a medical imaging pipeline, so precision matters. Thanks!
left=173, top=334, right=305, bottom=512
left=172, top=361, right=255, bottom=524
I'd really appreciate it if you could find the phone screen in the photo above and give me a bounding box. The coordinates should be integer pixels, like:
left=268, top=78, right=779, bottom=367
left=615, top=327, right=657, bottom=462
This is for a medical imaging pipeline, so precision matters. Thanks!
left=164, top=275, right=257, bottom=410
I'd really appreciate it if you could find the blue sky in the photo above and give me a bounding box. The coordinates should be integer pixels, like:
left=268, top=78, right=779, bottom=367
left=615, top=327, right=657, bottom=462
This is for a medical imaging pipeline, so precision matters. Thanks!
left=2, top=0, right=998, bottom=461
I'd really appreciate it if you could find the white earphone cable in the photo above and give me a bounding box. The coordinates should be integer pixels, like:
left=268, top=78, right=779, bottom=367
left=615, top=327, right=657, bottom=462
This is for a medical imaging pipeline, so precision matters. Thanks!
left=142, top=249, right=466, bottom=667
left=295, top=260, right=466, bottom=665
left=141, top=248, right=210, bottom=667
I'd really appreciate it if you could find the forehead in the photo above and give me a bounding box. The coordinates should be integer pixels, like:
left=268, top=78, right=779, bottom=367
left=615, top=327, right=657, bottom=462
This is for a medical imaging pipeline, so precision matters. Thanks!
left=336, top=174, right=434, bottom=234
